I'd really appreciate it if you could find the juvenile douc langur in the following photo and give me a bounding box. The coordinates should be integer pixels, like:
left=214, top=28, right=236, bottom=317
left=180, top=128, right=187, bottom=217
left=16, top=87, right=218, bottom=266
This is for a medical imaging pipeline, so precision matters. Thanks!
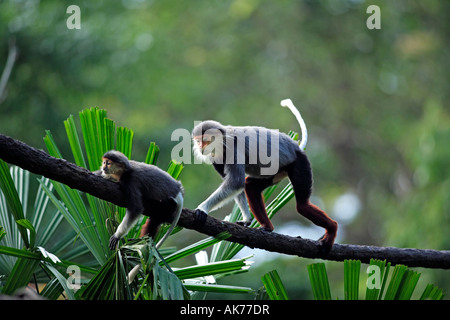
left=97, top=150, right=184, bottom=250
left=192, top=99, right=338, bottom=252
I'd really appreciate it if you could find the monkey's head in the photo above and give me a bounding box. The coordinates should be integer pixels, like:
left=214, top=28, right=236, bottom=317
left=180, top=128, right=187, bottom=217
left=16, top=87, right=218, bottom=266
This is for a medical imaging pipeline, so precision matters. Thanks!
left=192, top=121, right=226, bottom=159
left=101, top=150, right=131, bottom=182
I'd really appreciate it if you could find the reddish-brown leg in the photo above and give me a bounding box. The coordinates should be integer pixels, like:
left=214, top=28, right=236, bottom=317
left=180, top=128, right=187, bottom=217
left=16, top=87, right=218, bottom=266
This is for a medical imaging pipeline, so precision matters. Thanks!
left=296, top=201, right=337, bottom=251
left=287, top=151, right=338, bottom=252
left=140, top=218, right=161, bottom=238
left=244, top=176, right=274, bottom=231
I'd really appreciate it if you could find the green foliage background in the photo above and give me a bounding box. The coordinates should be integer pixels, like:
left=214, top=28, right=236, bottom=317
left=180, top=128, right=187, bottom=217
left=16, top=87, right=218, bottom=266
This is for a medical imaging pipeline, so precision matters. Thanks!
left=1, top=0, right=449, bottom=298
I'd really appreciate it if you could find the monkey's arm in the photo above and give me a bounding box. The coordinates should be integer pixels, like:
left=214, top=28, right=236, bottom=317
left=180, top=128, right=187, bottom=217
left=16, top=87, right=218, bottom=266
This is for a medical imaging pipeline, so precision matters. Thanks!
left=195, top=164, right=246, bottom=225
left=197, top=164, right=246, bottom=213
left=234, top=191, right=253, bottom=225
left=109, top=187, right=144, bottom=250
left=109, top=208, right=142, bottom=249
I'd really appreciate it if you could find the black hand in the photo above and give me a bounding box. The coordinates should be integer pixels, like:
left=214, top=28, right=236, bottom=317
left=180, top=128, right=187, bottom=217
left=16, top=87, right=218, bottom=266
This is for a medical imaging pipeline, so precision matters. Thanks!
left=109, top=235, right=120, bottom=250
left=194, top=209, right=207, bottom=227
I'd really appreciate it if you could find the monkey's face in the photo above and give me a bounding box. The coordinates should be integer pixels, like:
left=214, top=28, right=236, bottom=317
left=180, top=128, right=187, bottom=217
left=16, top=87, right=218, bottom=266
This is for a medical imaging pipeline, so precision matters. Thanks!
left=193, top=134, right=220, bottom=159
left=101, top=157, right=124, bottom=182
left=193, top=133, right=226, bottom=165
left=193, top=135, right=213, bottom=151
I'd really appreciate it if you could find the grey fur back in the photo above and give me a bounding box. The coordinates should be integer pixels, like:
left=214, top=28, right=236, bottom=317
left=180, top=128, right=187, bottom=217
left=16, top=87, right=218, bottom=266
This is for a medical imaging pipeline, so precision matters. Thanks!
left=225, top=125, right=299, bottom=176
left=128, top=160, right=183, bottom=199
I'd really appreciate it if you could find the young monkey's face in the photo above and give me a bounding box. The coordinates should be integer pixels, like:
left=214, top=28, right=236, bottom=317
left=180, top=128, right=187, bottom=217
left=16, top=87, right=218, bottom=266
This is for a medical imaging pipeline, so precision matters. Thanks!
left=101, top=157, right=124, bottom=182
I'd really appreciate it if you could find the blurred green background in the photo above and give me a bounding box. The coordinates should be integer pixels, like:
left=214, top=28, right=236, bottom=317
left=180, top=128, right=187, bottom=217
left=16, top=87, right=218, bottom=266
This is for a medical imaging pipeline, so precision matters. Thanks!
left=1, top=0, right=449, bottom=299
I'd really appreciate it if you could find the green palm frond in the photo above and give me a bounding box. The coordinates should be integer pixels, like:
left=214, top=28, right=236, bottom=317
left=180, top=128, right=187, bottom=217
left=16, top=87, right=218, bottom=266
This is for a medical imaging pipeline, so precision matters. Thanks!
left=0, top=161, right=85, bottom=295
left=258, top=259, right=445, bottom=300
left=145, top=142, right=159, bottom=165
left=261, top=270, right=289, bottom=300
left=183, top=283, right=254, bottom=294
left=306, top=259, right=444, bottom=300
left=0, top=226, right=5, bottom=242
left=420, top=284, right=445, bottom=300
left=0, top=160, right=29, bottom=249
left=344, top=259, right=361, bottom=300
left=173, top=256, right=252, bottom=280
left=384, top=264, right=421, bottom=300
left=307, top=262, right=332, bottom=300
left=77, top=238, right=186, bottom=300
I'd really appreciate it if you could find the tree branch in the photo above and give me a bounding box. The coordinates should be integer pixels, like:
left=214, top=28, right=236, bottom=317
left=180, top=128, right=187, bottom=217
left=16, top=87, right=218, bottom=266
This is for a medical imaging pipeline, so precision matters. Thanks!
left=1, top=133, right=449, bottom=269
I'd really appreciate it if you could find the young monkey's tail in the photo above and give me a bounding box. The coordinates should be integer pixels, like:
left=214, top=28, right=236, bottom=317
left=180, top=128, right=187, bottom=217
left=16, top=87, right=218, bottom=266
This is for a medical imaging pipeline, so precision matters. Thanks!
left=280, top=99, right=308, bottom=151
left=156, top=191, right=184, bottom=249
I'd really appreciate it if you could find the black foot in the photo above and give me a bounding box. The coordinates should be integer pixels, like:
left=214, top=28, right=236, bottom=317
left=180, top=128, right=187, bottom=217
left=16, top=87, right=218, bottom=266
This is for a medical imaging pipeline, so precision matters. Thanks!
left=194, top=209, right=207, bottom=228
left=109, top=235, right=120, bottom=250
left=317, top=234, right=334, bottom=256
left=235, top=220, right=252, bottom=227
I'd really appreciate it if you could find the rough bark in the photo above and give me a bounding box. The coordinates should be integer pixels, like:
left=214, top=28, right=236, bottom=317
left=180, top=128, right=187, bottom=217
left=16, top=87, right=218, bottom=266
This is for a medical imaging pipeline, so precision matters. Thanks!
left=1, top=133, right=450, bottom=269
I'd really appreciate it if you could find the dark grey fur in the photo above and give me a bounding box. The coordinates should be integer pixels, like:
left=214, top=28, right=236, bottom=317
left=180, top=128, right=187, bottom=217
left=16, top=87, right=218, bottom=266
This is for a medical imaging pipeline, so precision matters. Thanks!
left=100, top=150, right=183, bottom=250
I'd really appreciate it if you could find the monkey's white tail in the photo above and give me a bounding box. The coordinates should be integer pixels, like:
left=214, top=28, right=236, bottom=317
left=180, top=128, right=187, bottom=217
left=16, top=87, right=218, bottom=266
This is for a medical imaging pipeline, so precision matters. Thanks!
left=280, top=99, right=308, bottom=151
left=127, top=264, right=141, bottom=284
left=156, top=192, right=183, bottom=249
